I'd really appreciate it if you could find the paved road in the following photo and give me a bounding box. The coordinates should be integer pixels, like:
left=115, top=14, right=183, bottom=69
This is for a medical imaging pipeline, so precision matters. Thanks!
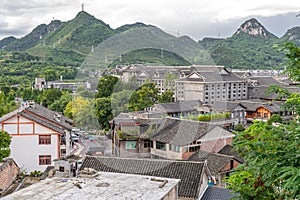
left=76, top=134, right=112, bottom=158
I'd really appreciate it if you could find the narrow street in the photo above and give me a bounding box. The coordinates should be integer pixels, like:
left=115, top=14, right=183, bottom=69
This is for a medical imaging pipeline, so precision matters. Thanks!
left=74, top=134, right=112, bottom=158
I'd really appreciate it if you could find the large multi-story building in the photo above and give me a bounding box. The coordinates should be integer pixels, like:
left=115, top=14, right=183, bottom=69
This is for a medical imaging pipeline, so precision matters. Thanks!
left=119, top=65, right=248, bottom=103
left=175, top=66, right=248, bottom=103
left=0, top=102, right=73, bottom=172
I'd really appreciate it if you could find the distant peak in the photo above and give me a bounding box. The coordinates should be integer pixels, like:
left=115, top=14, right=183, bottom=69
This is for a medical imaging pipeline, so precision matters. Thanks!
left=75, top=11, right=94, bottom=19
left=234, top=18, right=277, bottom=39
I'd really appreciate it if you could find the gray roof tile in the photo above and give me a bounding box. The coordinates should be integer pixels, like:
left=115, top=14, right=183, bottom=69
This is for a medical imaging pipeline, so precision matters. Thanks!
left=200, top=186, right=237, bottom=200
left=151, top=118, right=212, bottom=147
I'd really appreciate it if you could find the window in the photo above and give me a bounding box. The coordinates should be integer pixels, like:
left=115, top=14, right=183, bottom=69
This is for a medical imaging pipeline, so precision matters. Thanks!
left=264, top=113, right=268, bottom=118
left=257, top=112, right=262, bottom=117
left=169, top=144, right=180, bottom=152
left=61, top=149, right=66, bottom=157
left=144, top=140, right=153, bottom=148
left=125, top=141, right=136, bottom=149
left=156, top=142, right=166, bottom=150
left=39, top=155, right=51, bottom=165
left=39, top=135, right=51, bottom=145
left=59, top=166, right=65, bottom=172
left=189, top=145, right=200, bottom=152
left=248, top=111, right=253, bottom=116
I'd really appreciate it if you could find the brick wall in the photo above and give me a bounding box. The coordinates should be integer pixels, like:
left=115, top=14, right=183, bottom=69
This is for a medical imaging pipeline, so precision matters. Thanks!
left=0, top=159, right=19, bottom=192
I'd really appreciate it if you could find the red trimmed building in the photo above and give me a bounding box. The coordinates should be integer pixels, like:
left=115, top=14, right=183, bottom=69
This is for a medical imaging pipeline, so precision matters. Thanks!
left=0, top=102, right=73, bottom=172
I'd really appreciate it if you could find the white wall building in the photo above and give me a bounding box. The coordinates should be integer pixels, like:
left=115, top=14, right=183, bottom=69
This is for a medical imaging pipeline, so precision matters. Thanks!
left=0, top=103, right=73, bottom=172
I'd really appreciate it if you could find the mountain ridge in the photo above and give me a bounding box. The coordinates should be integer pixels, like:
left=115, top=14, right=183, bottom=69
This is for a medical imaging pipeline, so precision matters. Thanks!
left=1, top=11, right=300, bottom=69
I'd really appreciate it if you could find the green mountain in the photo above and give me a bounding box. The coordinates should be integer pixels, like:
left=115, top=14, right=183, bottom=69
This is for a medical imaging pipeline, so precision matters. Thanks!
left=3, top=12, right=300, bottom=70
left=109, top=48, right=191, bottom=66
left=25, top=11, right=116, bottom=66
left=33, top=11, right=115, bottom=53
left=199, top=18, right=286, bottom=69
left=0, top=36, right=17, bottom=49
left=280, top=27, right=300, bottom=46
left=115, top=22, right=154, bottom=33
left=5, top=20, right=62, bottom=51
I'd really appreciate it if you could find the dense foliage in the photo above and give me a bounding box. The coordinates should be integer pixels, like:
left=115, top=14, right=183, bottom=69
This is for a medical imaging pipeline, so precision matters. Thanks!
left=200, top=33, right=285, bottom=69
left=227, top=42, right=300, bottom=199
left=0, top=131, right=11, bottom=161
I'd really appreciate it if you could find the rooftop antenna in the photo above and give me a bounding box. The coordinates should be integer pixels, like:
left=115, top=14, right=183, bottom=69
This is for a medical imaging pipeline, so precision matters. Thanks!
left=81, top=3, right=84, bottom=12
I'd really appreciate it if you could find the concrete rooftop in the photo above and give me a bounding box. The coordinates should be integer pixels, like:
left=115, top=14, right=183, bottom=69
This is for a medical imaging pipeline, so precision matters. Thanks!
left=2, top=172, right=180, bottom=200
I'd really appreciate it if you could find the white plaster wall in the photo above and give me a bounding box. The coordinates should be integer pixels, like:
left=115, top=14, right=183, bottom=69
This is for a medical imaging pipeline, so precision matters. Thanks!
left=151, top=143, right=182, bottom=160
left=35, top=124, right=56, bottom=134
left=19, top=124, right=33, bottom=134
left=10, top=135, right=58, bottom=172
left=19, top=117, right=31, bottom=122
left=3, top=124, right=17, bottom=134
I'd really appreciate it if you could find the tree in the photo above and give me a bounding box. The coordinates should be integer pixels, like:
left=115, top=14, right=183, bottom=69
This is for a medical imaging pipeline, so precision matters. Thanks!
left=111, top=90, right=132, bottom=116
left=234, top=123, right=245, bottom=132
left=227, top=43, right=300, bottom=199
left=40, top=89, right=62, bottom=107
left=0, top=131, right=11, bottom=162
left=95, top=97, right=113, bottom=130
left=158, top=90, right=174, bottom=103
left=63, top=97, right=98, bottom=130
left=96, top=75, right=119, bottom=98
left=48, top=91, right=72, bottom=113
left=129, top=83, right=159, bottom=111
left=227, top=121, right=300, bottom=199
left=281, top=42, right=300, bottom=81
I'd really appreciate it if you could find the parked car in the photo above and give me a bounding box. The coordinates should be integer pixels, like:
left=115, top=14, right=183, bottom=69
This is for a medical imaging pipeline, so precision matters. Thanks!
left=71, top=133, right=79, bottom=142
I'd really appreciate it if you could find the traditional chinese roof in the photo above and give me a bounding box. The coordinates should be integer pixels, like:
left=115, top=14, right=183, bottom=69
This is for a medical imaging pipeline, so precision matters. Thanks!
left=151, top=118, right=212, bottom=147
left=188, top=150, right=239, bottom=174
left=218, top=144, right=244, bottom=163
left=152, top=100, right=205, bottom=113
left=0, top=103, right=72, bottom=134
left=200, top=186, right=237, bottom=200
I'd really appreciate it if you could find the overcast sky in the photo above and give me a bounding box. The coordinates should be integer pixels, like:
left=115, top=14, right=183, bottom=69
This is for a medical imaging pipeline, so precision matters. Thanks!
left=1, top=0, right=300, bottom=41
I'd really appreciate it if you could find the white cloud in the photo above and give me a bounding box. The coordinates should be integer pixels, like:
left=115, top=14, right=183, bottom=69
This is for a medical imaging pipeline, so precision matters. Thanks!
left=0, top=0, right=300, bottom=40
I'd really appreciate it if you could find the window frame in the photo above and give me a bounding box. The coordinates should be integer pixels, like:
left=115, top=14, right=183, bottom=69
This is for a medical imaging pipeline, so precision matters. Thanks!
left=125, top=141, right=136, bottom=150
left=156, top=141, right=166, bottom=151
left=39, top=135, right=51, bottom=145
left=39, top=155, right=51, bottom=165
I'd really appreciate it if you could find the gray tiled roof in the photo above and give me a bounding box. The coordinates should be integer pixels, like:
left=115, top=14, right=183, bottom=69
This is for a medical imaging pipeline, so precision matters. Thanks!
left=177, top=71, right=244, bottom=83
left=0, top=103, right=72, bottom=135
left=200, top=186, right=237, bottom=200
left=209, top=101, right=246, bottom=112
left=153, top=100, right=204, bottom=113
left=189, top=150, right=237, bottom=174
left=20, top=112, right=65, bottom=134
left=249, top=76, right=287, bottom=86
left=248, top=86, right=300, bottom=100
left=26, top=103, right=72, bottom=130
left=238, top=100, right=284, bottom=113
left=218, top=145, right=244, bottom=163
left=80, top=156, right=208, bottom=199
left=151, top=118, right=212, bottom=147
